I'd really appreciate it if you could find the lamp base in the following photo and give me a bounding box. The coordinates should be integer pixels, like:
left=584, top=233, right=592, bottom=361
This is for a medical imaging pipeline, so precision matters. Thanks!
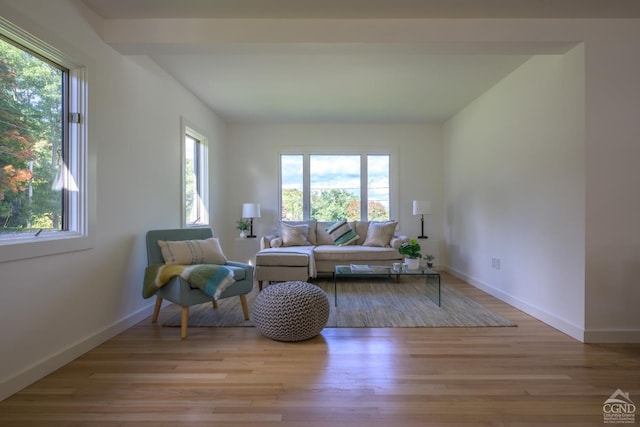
left=246, top=219, right=257, bottom=238
left=417, top=215, right=428, bottom=240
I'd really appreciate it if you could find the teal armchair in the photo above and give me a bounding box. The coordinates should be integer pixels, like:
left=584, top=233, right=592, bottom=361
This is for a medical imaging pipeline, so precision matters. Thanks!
left=146, top=228, right=254, bottom=338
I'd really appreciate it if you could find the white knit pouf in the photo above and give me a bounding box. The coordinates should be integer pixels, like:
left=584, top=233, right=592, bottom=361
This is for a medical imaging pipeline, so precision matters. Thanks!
left=251, top=281, right=330, bottom=342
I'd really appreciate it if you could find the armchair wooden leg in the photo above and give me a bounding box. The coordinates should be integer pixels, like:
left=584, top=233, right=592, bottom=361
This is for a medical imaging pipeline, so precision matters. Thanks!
left=239, top=294, right=249, bottom=320
left=258, top=281, right=263, bottom=291
left=181, top=306, right=189, bottom=339
left=212, top=300, right=218, bottom=309
left=152, top=297, right=163, bottom=323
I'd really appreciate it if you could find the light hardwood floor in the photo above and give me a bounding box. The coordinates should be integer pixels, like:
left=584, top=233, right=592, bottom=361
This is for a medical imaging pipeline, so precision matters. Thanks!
left=1, top=272, right=639, bottom=426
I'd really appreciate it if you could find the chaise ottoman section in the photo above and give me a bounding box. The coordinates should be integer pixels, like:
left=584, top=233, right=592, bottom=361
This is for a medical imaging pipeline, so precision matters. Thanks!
left=255, top=248, right=313, bottom=290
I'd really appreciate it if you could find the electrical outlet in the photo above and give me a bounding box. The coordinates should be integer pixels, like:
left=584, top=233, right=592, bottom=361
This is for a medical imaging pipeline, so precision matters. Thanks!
left=492, top=257, right=501, bottom=270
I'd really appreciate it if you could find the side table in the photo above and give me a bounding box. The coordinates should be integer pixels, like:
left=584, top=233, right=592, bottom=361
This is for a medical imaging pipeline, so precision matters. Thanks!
left=233, top=237, right=259, bottom=266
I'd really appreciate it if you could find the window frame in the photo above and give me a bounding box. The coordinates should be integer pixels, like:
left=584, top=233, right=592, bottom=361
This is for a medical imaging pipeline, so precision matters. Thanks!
left=0, top=17, right=93, bottom=263
left=181, top=118, right=210, bottom=228
left=279, top=148, right=396, bottom=222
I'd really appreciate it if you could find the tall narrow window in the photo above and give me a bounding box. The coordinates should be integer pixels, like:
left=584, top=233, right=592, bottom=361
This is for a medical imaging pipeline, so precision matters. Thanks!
left=0, top=18, right=90, bottom=263
left=367, top=155, right=390, bottom=221
left=280, top=154, right=303, bottom=221
left=182, top=123, right=209, bottom=227
left=279, top=153, right=391, bottom=222
left=0, top=36, right=66, bottom=235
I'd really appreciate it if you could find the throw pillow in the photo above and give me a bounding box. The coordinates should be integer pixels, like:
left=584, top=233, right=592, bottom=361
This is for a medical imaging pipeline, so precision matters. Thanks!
left=363, top=221, right=398, bottom=247
left=281, top=222, right=311, bottom=246
left=158, top=238, right=227, bottom=265
left=325, top=220, right=359, bottom=246
left=283, top=220, right=317, bottom=245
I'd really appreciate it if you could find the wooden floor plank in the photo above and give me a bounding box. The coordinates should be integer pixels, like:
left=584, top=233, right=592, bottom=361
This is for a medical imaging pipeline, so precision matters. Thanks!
left=1, top=272, right=639, bottom=426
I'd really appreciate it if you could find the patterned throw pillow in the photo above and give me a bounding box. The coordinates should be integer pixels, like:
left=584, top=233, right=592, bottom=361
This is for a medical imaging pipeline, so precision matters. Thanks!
left=363, top=221, right=398, bottom=247
left=281, top=222, right=311, bottom=246
left=158, top=238, right=227, bottom=265
left=325, top=220, right=359, bottom=246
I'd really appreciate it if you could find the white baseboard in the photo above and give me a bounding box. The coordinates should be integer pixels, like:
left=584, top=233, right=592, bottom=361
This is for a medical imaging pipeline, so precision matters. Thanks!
left=444, top=266, right=640, bottom=343
left=583, top=329, right=640, bottom=343
left=0, top=304, right=155, bottom=402
left=443, top=265, right=586, bottom=342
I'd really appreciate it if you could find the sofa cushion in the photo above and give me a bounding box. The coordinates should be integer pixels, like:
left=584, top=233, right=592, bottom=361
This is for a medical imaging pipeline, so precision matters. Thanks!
left=363, top=221, right=398, bottom=247
left=324, top=220, right=359, bottom=246
left=352, top=221, right=371, bottom=245
left=281, top=222, right=312, bottom=246
left=314, top=245, right=401, bottom=262
left=316, top=221, right=335, bottom=245
left=158, top=238, right=227, bottom=265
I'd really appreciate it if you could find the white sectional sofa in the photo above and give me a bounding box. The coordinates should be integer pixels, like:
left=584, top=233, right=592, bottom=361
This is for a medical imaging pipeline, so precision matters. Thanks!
left=255, top=220, right=409, bottom=289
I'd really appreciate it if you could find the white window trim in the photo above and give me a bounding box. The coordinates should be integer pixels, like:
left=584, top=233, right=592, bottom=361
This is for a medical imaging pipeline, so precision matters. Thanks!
left=0, top=17, right=94, bottom=263
left=278, top=147, right=398, bottom=222
left=181, top=118, right=210, bottom=228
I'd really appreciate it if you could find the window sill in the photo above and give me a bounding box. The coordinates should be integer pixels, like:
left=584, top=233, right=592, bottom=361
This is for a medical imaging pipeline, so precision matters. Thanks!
left=0, top=231, right=94, bottom=263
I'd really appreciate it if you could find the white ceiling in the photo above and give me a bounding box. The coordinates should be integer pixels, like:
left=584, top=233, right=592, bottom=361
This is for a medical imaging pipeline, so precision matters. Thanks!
left=152, top=48, right=531, bottom=123
left=80, top=0, right=640, bottom=20
left=79, top=0, right=640, bottom=123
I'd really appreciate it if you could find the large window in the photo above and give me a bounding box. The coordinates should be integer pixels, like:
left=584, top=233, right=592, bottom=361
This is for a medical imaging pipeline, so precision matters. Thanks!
left=280, top=153, right=390, bottom=222
left=0, top=36, right=66, bottom=234
left=182, top=122, right=209, bottom=227
left=0, top=18, right=90, bottom=262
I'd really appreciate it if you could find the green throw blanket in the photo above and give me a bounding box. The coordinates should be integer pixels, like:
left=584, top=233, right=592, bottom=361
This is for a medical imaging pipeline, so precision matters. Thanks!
left=143, top=264, right=235, bottom=300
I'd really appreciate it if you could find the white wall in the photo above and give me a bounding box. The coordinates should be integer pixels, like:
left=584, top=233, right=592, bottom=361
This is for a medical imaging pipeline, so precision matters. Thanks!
left=0, top=0, right=227, bottom=400
left=222, top=123, right=444, bottom=260
left=583, top=26, right=640, bottom=342
left=443, top=47, right=586, bottom=340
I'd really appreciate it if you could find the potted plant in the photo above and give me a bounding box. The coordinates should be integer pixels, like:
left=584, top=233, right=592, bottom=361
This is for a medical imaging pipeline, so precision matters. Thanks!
left=398, top=239, right=422, bottom=269
left=424, top=254, right=435, bottom=268
left=236, top=219, right=250, bottom=238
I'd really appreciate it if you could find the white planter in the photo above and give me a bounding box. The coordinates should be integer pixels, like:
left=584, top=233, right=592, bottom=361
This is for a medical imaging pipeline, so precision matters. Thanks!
left=404, top=257, right=420, bottom=270
left=239, top=230, right=247, bottom=238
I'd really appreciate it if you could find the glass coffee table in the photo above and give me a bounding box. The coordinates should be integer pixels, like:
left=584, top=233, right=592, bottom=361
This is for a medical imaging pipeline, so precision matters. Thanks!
left=333, top=265, right=441, bottom=307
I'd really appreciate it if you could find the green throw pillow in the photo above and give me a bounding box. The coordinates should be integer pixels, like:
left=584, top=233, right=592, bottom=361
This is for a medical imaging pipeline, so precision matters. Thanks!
left=326, top=220, right=359, bottom=246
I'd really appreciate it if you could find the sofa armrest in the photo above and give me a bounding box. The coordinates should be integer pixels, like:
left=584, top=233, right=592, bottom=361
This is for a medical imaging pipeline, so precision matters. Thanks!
left=260, top=234, right=278, bottom=250
left=390, top=234, right=410, bottom=249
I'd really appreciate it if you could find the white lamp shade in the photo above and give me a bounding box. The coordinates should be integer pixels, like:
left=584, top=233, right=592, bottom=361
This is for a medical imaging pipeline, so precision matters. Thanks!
left=242, top=203, right=261, bottom=218
left=413, top=200, right=432, bottom=215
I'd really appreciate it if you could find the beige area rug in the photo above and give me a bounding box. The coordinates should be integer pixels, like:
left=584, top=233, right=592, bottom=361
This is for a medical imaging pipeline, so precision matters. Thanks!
left=163, top=276, right=515, bottom=328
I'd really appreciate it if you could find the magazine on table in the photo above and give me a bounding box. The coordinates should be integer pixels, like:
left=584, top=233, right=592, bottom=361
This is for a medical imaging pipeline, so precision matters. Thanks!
left=349, top=264, right=389, bottom=273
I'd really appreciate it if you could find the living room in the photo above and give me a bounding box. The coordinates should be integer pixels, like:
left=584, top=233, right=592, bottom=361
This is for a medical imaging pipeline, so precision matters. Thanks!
left=1, top=0, right=639, bottom=409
